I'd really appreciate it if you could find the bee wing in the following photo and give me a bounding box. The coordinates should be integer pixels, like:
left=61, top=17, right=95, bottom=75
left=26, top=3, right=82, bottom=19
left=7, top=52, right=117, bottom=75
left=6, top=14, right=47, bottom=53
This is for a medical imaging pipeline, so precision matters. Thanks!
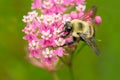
left=81, top=6, right=97, bottom=21
left=80, top=34, right=101, bottom=56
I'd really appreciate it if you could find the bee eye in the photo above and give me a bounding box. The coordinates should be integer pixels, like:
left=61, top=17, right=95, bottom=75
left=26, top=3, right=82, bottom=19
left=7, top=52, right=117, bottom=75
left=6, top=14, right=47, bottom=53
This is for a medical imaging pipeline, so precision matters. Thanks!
left=64, top=21, right=72, bottom=32
left=78, top=23, right=83, bottom=29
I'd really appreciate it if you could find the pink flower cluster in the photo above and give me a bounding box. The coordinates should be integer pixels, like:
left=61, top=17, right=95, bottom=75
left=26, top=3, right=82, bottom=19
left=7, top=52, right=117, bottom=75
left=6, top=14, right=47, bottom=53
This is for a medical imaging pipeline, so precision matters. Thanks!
left=31, top=0, right=85, bottom=14
left=22, top=0, right=86, bottom=64
left=22, top=0, right=101, bottom=66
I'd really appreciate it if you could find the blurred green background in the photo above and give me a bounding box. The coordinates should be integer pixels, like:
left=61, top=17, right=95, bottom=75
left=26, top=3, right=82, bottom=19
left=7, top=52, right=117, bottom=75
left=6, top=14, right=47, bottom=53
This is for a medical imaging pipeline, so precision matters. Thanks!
left=0, top=0, right=120, bottom=80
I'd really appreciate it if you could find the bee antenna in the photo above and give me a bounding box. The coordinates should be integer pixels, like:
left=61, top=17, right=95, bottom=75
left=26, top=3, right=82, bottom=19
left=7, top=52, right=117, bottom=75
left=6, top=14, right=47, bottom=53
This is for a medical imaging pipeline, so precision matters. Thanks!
left=57, top=23, right=65, bottom=34
left=59, top=30, right=65, bottom=34
left=91, top=5, right=97, bottom=16
left=91, top=5, right=97, bottom=9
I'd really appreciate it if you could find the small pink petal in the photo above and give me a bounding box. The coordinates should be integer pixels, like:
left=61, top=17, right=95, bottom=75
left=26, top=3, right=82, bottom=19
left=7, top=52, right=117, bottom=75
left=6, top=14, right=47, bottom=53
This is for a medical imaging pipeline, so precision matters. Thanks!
left=55, top=47, right=64, bottom=57
left=70, top=11, right=78, bottom=19
left=94, top=16, right=102, bottom=24
left=63, top=14, right=70, bottom=18
left=78, top=12, right=84, bottom=18
left=31, top=0, right=42, bottom=9
left=65, top=38, right=73, bottom=43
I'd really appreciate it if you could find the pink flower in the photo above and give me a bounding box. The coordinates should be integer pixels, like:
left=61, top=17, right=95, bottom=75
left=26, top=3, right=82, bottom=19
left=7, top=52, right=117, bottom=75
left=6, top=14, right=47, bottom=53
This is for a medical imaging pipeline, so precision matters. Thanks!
left=72, top=0, right=85, bottom=5
left=53, top=27, right=62, bottom=38
left=76, top=4, right=86, bottom=12
left=54, top=0, right=64, bottom=4
left=22, top=15, right=33, bottom=23
left=41, top=30, right=52, bottom=40
left=42, top=0, right=53, bottom=9
left=62, top=14, right=71, bottom=23
left=29, top=40, right=39, bottom=50
left=28, top=40, right=41, bottom=58
left=28, top=10, right=38, bottom=19
left=78, top=12, right=84, bottom=18
left=65, top=37, right=73, bottom=43
left=28, top=57, right=57, bottom=71
left=43, top=15, right=54, bottom=25
left=55, top=38, right=65, bottom=46
left=53, top=14, right=62, bottom=22
left=23, top=34, right=37, bottom=42
left=32, top=19, right=40, bottom=28
left=29, top=49, right=41, bottom=58
left=70, top=11, right=79, bottom=19
left=54, top=47, right=64, bottom=57
left=42, top=9, right=53, bottom=15
left=42, top=48, right=54, bottom=58
left=42, top=57, right=57, bottom=64
left=37, top=15, right=44, bottom=23
left=42, top=48, right=57, bottom=64
left=52, top=5, right=66, bottom=14
left=63, top=0, right=72, bottom=6
left=22, top=24, right=35, bottom=34
left=31, top=0, right=42, bottom=9
left=40, top=38, right=55, bottom=47
left=63, top=14, right=70, bottom=18
left=94, top=16, right=102, bottom=24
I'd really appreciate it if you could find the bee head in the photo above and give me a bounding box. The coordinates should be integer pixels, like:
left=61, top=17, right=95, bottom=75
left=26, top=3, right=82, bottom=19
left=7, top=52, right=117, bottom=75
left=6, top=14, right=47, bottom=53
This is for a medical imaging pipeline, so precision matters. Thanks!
left=64, top=21, right=73, bottom=32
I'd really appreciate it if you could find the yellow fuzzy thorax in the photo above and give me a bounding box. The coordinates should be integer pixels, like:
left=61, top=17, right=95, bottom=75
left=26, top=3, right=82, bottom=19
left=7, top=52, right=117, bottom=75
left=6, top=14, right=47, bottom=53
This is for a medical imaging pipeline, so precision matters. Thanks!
left=71, top=19, right=90, bottom=38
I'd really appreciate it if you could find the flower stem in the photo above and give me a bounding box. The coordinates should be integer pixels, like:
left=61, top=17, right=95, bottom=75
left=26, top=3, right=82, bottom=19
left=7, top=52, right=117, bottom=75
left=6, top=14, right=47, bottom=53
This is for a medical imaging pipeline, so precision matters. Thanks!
left=52, top=72, right=59, bottom=80
left=68, top=64, right=74, bottom=80
left=73, top=43, right=86, bottom=58
left=67, top=51, right=74, bottom=80
left=58, top=56, right=67, bottom=65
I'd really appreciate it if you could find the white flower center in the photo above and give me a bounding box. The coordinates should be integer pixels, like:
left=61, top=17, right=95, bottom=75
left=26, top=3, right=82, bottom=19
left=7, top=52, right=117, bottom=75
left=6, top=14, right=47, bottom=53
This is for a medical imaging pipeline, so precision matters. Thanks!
left=42, top=48, right=54, bottom=58
left=41, top=30, right=52, bottom=40
left=55, top=38, right=65, bottom=46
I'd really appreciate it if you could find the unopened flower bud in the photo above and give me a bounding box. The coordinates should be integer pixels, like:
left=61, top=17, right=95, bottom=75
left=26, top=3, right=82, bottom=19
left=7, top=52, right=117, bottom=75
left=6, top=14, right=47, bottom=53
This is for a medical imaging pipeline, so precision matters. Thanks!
left=94, top=16, right=102, bottom=24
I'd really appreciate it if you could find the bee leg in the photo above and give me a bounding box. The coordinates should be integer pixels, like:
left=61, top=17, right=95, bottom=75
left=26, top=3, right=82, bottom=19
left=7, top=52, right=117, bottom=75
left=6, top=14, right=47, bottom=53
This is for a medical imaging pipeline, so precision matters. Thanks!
left=60, top=37, right=76, bottom=47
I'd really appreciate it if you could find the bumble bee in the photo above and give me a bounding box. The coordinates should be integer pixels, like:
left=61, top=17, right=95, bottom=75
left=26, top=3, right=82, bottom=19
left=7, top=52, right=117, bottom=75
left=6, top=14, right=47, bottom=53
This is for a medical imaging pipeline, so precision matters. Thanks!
left=62, top=6, right=100, bottom=56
